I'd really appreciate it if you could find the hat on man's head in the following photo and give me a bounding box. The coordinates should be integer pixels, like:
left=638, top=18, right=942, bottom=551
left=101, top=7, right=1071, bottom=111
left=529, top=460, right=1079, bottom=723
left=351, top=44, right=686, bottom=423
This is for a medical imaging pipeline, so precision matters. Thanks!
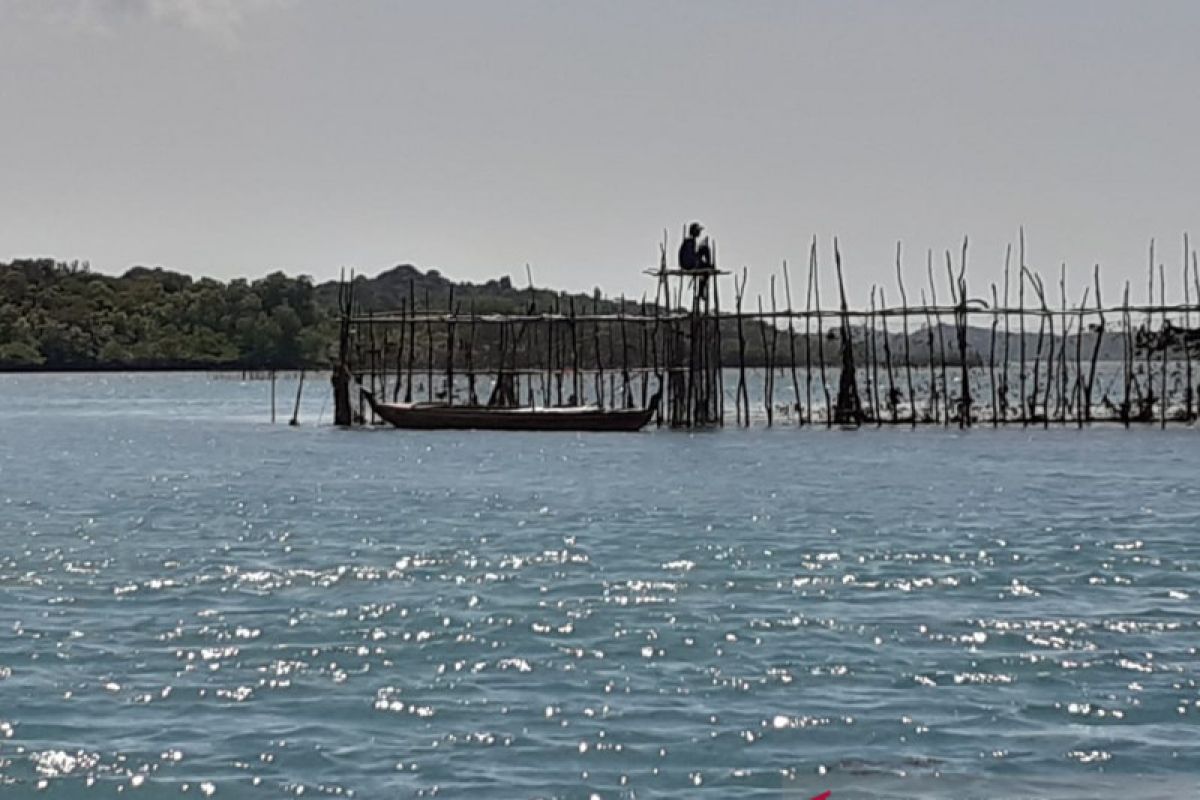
left=688, top=222, right=704, bottom=237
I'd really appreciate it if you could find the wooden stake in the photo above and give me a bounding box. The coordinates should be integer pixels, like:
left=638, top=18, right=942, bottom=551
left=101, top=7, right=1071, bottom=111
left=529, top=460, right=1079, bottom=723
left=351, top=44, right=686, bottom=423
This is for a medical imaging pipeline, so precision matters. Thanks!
left=880, top=286, right=898, bottom=423
left=1184, top=234, right=1193, bottom=422
left=1001, top=246, right=1011, bottom=422
left=896, top=244, right=916, bottom=426
left=783, top=262, right=801, bottom=423
left=734, top=268, right=749, bottom=426
left=290, top=369, right=304, bottom=426
left=814, top=243, right=831, bottom=427
left=927, top=251, right=949, bottom=425
left=1018, top=230, right=1028, bottom=426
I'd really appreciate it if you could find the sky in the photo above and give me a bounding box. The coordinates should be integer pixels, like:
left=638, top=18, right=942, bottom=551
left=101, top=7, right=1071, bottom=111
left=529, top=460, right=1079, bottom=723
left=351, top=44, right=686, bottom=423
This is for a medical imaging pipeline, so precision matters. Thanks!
left=3, top=0, right=1200, bottom=305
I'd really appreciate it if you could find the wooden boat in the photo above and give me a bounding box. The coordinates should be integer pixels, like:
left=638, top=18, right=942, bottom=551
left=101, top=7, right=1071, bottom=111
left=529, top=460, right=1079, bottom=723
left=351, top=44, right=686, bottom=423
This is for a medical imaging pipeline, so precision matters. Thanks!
left=361, top=390, right=659, bottom=432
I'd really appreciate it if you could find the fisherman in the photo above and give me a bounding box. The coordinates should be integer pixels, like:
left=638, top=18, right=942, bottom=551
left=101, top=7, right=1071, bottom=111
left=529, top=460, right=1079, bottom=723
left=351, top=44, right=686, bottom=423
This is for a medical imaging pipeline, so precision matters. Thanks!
left=678, top=221, right=714, bottom=294
left=678, top=221, right=712, bottom=272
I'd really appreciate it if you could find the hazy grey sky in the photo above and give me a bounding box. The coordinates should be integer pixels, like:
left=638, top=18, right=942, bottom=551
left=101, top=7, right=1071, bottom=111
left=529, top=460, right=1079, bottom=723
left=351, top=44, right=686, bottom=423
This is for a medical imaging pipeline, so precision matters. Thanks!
left=3, top=0, right=1200, bottom=303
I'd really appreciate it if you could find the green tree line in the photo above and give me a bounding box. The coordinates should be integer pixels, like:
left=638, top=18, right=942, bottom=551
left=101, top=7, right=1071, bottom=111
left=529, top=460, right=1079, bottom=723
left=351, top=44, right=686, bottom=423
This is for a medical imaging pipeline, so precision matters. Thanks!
left=0, top=259, right=332, bottom=369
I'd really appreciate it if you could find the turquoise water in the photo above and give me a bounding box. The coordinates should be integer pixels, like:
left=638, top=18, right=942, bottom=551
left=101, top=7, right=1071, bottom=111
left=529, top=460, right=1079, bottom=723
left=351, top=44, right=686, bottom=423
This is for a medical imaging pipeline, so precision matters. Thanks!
left=1, top=373, right=1198, bottom=799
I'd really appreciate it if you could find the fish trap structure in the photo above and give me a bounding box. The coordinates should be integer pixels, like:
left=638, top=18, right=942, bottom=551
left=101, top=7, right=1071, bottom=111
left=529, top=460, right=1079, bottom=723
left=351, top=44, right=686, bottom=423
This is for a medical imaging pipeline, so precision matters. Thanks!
left=332, top=233, right=1200, bottom=430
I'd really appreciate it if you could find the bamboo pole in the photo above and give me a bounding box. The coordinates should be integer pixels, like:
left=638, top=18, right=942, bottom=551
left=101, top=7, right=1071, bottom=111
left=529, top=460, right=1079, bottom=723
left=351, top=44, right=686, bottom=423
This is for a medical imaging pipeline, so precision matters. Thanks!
left=710, top=271, right=720, bottom=422
left=368, top=312, right=377, bottom=421
left=467, top=300, right=479, bottom=404
left=593, top=300, right=605, bottom=409
left=832, top=239, right=862, bottom=425
left=1085, top=265, right=1105, bottom=424
left=880, top=286, right=898, bottom=423
left=896, top=244, right=916, bottom=426
left=868, top=286, right=882, bottom=425
left=758, top=294, right=772, bottom=426
left=405, top=286, right=416, bottom=403
left=921, top=289, right=938, bottom=423
left=927, top=251, right=950, bottom=425
left=569, top=296, right=580, bottom=404
left=691, top=283, right=700, bottom=424
left=290, top=369, right=304, bottom=426
left=805, top=240, right=815, bottom=426
left=424, top=288, right=433, bottom=402
left=556, top=296, right=565, bottom=406
left=1185, top=235, right=1193, bottom=422
left=814, top=245, right=830, bottom=427
left=1026, top=269, right=1050, bottom=428
left=1160, top=262, right=1167, bottom=428
left=380, top=327, right=389, bottom=403
left=734, top=268, right=749, bottom=426
left=446, top=287, right=456, bottom=405
left=650, top=294, right=662, bottom=425
left=1122, top=281, right=1133, bottom=426
left=1193, top=250, right=1200, bottom=422
left=951, top=240, right=970, bottom=427
left=393, top=300, right=406, bottom=402
left=783, top=262, right=801, bottom=423
left=1073, top=285, right=1088, bottom=427
left=989, top=283, right=999, bottom=426
left=769, top=276, right=780, bottom=423
left=620, top=298, right=631, bottom=408
left=1018, top=232, right=1028, bottom=426
left=640, top=296, right=649, bottom=409
left=1146, top=240, right=1156, bottom=419
left=1057, top=264, right=1068, bottom=423
left=1001, top=246, right=1011, bottom=422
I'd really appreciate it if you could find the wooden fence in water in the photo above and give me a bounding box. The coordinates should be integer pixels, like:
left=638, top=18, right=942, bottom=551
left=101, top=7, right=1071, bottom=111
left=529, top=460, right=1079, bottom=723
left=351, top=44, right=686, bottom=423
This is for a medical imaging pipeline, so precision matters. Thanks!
left=332, top=234, right=1200, bottom=429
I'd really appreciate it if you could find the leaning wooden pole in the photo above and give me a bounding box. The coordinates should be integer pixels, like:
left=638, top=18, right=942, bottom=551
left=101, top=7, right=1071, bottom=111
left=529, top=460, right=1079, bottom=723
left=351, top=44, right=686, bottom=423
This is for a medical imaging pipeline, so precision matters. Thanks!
left=290, top=369, right=304, bottom=426
left=832, top=239, right=863, bottom=426
left=1085, top=265, right=1105, bottom=424
left=950, top=240, right=971, bottom=428
left=927, top=251, right=950, bottom=425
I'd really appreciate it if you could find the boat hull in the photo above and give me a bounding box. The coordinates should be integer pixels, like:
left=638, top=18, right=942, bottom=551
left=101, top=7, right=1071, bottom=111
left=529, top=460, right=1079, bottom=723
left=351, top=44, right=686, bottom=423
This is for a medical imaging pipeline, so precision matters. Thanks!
left=362, top=392, right=656, bottom=432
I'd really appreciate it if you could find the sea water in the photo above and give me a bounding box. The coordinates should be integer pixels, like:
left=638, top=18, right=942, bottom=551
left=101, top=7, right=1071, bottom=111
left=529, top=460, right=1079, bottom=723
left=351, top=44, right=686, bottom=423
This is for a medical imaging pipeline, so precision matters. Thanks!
left=1, top=373, right=1198, bottom=798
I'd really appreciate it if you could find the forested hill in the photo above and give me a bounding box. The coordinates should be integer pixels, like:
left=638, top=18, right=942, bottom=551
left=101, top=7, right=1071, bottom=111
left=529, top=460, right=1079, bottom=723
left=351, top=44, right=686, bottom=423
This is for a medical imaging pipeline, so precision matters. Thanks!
left=0, top=259, right=613, bottom=370
left=0, top=258, right=1131, bottom=371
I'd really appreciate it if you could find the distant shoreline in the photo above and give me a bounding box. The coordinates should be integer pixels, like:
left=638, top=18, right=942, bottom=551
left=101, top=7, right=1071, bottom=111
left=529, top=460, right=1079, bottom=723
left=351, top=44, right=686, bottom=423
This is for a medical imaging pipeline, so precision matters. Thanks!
left=0, top=365, right=320, bottom=374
